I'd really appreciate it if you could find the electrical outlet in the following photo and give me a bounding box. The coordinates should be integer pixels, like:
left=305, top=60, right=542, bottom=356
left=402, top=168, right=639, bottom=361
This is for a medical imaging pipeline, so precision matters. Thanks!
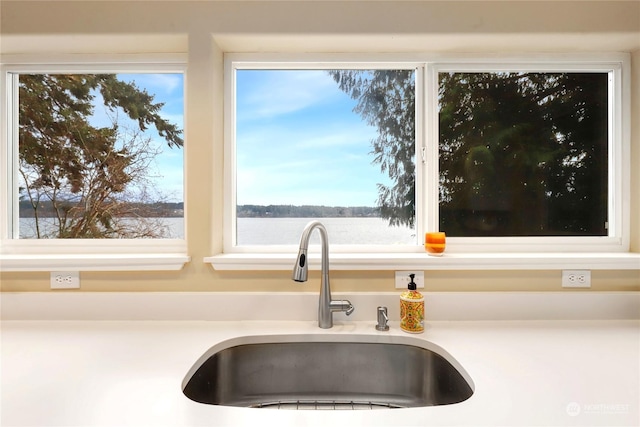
left=562, top=270, right=591, bottom=288
left=395, top=271, right=425, bottom=289
left=50, top=271, right=80, bottom=289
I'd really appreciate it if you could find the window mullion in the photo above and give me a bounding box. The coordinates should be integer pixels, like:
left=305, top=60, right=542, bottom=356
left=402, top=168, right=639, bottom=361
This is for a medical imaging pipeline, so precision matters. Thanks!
left=1, top=72, right=19, bottom=239
left=423, top=63, right=440, bottom=236
left=223, top=62, right=238, bottom=252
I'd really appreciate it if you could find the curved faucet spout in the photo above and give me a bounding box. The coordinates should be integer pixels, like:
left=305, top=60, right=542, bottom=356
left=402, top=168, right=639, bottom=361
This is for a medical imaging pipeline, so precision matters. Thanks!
left=292, top=220, right=354, bottom=329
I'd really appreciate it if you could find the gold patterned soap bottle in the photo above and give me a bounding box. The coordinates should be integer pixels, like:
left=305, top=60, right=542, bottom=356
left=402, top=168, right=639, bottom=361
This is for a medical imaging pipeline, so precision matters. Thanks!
left=400, top=273, right=424, bottom=334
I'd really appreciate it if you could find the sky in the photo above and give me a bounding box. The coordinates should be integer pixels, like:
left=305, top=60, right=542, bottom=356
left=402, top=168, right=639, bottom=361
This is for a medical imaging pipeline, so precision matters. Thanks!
left=235, top=69, right=390, bottom=207
left=98, top=70, right=389, bottom=207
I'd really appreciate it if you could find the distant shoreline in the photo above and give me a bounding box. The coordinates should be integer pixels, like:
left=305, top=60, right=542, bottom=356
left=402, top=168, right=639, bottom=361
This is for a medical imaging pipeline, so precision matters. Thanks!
left=19, top=202, right=381, bottom=219
left=237, top=205, right=380, bottom=218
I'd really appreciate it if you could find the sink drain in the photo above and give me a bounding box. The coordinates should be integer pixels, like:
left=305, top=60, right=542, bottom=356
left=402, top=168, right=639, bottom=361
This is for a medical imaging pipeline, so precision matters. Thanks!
left=250, top=400, right=405, bottom=410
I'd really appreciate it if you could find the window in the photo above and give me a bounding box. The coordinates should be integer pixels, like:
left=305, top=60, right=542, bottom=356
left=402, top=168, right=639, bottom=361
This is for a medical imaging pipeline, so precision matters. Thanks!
left=427, top=60, right=627, bottom=253
left=225, top=54, right=630, bottom=254
left=1, top=57, right=189, bottom=270
left=437, top=72, right=610, bottom=237
left=232, top=67, right=417, bottom=247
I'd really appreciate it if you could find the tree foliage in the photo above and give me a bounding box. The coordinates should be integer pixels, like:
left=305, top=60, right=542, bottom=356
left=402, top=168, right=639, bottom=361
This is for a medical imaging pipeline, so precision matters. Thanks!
left=328, top=70, right=416, bottom=227
left=439, top=72, right=608, bottom=236
left=329, top=69, right=608, bottom=236
left=18, top=74, right=183, bottom=238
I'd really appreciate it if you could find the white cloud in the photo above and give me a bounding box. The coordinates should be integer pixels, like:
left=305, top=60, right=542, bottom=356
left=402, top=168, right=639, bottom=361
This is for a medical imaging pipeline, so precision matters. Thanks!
left=238, top=70, right=340, bottom=121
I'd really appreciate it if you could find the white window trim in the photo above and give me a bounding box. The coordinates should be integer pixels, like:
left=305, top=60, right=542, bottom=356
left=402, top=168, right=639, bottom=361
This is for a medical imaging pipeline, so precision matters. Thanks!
left=222, top=56, right=422, bottom=256
left=206, top=52, right=639, bottom=271
left=0, top=54, right=190, bottom=272
left=425, top=58, right=630, bottom=254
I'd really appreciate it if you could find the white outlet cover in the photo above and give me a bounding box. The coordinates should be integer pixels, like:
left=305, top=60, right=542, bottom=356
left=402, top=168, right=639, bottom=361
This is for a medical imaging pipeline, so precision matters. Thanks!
left=562, top=270, right=591, bottom=288
left=50, top=271, right=80, bottom=289
left=395, top=271, right=425, bottom=289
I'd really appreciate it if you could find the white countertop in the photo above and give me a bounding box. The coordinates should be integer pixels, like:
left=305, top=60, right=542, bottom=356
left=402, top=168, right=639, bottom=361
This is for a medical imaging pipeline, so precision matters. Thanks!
left=2, top=318, right=639, bottom=426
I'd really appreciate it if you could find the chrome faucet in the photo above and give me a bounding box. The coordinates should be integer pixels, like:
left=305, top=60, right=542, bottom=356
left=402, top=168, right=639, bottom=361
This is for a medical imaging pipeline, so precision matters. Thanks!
left=292, top=220, right=354, bottom=329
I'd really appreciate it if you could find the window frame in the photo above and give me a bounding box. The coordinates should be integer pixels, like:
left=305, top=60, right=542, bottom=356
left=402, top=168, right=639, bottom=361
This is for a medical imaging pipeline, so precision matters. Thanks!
left=208, top=52, right=636, bottom=270
left=224, top=56, right=423, bottom=254
left=425, top=58, right=629, bottom=253
left=0, top=54, right=190, bottom=271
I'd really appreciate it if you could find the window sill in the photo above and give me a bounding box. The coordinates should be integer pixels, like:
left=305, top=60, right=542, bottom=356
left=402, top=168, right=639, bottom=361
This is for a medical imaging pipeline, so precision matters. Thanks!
left=0, top=254, right=191, bottom=272
left=205, top=252, right=640, bottom=271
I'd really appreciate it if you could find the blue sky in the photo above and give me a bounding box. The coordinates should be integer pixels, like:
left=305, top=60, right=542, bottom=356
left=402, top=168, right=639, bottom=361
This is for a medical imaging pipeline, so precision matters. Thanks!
left=103, top=71, right=388, bottom=206
left=236, top=69, right=390, bottom=207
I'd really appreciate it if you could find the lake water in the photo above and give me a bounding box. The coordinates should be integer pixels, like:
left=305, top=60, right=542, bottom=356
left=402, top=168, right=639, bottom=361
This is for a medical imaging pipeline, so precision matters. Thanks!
left=19, top=217, right=416, bottom=245
left=18, top=217, right=186, bottom=239
left=237, top=217, right=416, bottom=245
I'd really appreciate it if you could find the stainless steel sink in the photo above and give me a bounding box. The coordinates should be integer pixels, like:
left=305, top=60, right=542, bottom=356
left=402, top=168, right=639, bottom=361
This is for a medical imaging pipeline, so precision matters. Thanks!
left=182, top=335, right=474, bottom=410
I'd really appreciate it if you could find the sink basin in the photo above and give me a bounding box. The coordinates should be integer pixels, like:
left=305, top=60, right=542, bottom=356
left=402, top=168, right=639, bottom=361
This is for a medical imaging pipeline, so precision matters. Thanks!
left=182, top=334, right=474, bottom=410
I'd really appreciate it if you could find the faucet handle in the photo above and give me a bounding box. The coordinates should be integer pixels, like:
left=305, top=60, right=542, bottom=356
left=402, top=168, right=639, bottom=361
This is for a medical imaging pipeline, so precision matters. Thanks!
left=330, top=300, right=354, bottom=316
left=375, top=306, right=389, bottom=331
left=345, top=302, right=355, bottom=316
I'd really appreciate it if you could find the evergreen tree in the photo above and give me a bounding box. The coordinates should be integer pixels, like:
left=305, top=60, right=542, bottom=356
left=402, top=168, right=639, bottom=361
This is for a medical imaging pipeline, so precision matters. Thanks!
left=329, top=69, right=608, bottom=236
left=18, top=74, right=183, bottom=238
left=328, top=70, right=416, bottom=227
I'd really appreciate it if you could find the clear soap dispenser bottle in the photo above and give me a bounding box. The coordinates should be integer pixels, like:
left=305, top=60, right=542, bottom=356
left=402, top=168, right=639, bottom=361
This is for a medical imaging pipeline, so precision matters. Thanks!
left=400, top=273, right=424, bottom=334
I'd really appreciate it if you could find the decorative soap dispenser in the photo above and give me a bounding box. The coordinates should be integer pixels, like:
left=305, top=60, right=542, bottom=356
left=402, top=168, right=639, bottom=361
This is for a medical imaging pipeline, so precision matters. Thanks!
left=400, top=273, right=424, bottom=334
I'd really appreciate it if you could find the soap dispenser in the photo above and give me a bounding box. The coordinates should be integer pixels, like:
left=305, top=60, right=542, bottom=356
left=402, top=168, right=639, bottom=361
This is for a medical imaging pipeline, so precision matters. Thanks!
left=400, top=273, right=424, bottom=334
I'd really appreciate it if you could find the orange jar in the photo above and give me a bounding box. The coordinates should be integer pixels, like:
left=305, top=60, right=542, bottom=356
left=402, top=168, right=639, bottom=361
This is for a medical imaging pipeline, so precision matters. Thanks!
left=425, top=232, right=446, bottom=256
